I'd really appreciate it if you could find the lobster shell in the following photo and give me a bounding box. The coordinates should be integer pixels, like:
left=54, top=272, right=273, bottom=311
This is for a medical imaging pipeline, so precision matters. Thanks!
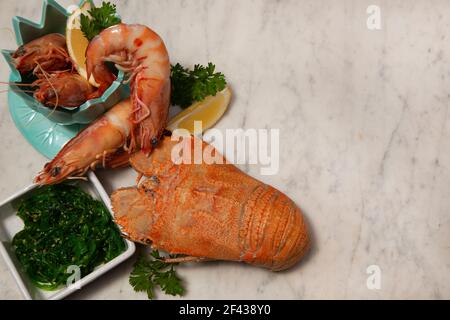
left=111, top=136, right=310, bottom=271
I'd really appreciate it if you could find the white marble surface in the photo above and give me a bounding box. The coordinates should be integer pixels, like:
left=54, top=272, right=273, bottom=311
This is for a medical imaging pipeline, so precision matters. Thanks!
left=1, top=0, right=450, bottom=299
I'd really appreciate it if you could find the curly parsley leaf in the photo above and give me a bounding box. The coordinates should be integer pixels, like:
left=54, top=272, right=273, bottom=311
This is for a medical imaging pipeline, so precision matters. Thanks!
left=171, top=63, right=227, bottom=108
left=80, top=2, right=121, bottom=41
left=129, top=252, right=185, bottom=300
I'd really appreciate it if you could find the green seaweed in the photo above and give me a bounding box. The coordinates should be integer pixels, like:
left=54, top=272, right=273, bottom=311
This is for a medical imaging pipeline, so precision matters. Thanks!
left=12, top=184, right=125, bottom=290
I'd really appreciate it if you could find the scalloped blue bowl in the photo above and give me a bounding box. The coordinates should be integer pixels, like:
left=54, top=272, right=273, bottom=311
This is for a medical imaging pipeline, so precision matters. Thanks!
left=1, top=0, right=128, bottom=125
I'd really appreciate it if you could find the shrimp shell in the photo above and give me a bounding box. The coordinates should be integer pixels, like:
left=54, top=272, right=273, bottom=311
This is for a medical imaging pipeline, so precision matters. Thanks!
left=12, top=33, right=72, bottom=77
left=34, top=99, right=134, bottom=185
left=32, top=72, right=94, bottom=108
left=86, top=24, right=171, bottom=155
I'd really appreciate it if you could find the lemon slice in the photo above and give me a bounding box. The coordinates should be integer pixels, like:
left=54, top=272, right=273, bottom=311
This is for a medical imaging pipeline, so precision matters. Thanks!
left=168, top=87, right=232, bottom=133
left=66, top=2, right=100, bottom=87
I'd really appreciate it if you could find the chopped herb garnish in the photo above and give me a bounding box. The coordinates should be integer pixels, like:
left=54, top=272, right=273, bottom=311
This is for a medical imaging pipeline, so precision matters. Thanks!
left=12, top=184, right=125, bottom=290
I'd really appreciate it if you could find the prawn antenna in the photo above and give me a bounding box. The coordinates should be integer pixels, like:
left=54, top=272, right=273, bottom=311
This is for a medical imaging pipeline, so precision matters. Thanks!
left=0, top=81, right=35, bottom=87
left=0, top=89, right=35, bottom=94
left=35, top=61, right=60, bottom=116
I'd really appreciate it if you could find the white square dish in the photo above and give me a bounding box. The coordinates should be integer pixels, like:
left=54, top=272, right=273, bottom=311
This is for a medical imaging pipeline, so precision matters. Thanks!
left=0, top=172, right=135, bottom=300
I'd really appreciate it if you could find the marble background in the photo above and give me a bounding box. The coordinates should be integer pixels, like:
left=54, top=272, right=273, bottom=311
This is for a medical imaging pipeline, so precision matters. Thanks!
left=1, top=0, right=450, bottom=299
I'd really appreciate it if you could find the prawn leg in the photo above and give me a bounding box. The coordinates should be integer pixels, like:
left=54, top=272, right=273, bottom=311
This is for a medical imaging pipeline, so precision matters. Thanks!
left=86, top=23, right=170, bottom=155
left=35, top=99, right=134, bottom=185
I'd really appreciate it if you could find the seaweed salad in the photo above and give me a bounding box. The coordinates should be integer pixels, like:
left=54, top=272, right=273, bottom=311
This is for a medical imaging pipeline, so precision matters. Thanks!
left=12, top=184, right=125, bottom=290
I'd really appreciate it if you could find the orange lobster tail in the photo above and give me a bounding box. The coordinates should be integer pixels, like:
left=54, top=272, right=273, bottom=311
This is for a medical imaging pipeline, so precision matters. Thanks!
left=112, top=136, right=310, bottom=271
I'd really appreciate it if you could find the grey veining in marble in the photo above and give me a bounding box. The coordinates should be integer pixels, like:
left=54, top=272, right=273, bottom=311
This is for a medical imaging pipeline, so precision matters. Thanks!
left=1, top=0, right=450, bottom=299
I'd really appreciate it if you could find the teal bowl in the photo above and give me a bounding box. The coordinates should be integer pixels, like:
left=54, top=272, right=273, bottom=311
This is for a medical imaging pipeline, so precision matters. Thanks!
left=1, top=0, right=128, bottom=125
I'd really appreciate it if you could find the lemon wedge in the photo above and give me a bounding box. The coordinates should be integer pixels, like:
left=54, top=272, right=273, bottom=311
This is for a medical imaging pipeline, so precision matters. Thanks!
left=168, top=87, right=232, bottom=133
left=66, top=2, right=100, bottom=87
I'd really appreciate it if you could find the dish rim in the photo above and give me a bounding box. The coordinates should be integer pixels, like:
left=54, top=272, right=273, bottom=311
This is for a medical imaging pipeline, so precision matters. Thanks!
left=0, top=171, right=136, bottom=300
left=1, top=0, right=126, bottom=125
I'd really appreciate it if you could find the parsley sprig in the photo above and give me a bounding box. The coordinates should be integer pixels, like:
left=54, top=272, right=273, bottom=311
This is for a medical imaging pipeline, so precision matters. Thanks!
left=80, top=1, right=121, bottom=41
left=129, top=251, right=185, bottom=299
left=171, top=63, right=227, bottom=108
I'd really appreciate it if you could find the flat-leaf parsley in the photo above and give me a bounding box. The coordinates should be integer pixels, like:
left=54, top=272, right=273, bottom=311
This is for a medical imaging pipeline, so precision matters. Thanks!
left=171, top=63, right=227, bottom=108
left=80, top=1, right=121, bottom=41
left=129, top=251, right=185, bottom=299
